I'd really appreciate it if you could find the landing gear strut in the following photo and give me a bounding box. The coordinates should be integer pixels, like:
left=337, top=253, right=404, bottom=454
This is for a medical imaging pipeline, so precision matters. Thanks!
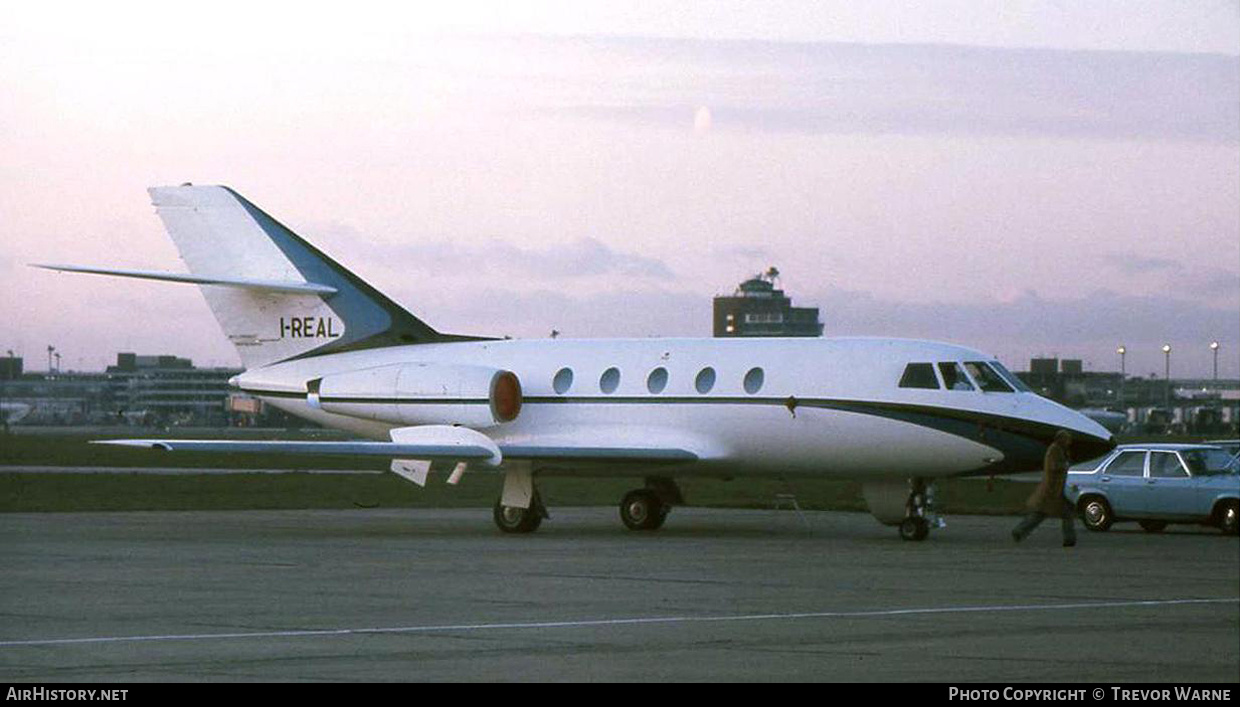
left=898, top=477, right=944, bottom=542
left=619, top=477, right=682, bottom=531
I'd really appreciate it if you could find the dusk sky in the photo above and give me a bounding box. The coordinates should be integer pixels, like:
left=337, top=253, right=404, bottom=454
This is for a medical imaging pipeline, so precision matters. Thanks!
left=2, top=1, right=1237, bottom=379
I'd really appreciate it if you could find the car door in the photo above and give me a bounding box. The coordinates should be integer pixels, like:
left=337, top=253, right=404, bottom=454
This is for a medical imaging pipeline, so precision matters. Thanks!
left=1098, top=450, right=1147, bottom=518
left=1144, top=451, right=1199, bottom=519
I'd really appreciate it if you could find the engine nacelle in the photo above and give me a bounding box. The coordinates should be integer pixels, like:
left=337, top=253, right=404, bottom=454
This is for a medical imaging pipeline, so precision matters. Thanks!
left=311, top=363, right=522, bottom=428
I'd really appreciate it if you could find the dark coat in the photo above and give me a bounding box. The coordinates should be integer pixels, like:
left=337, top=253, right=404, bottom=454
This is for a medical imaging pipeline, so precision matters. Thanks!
left=1026, top=443, right=1070, bottom=516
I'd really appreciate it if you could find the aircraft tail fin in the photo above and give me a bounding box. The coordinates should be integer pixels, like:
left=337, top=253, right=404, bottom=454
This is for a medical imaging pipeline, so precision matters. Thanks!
left=143, top=185, right=459, bottom=368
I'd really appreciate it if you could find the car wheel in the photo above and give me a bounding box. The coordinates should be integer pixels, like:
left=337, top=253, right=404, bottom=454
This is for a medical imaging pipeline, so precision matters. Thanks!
left=1217, top=501, right=1239, bottom=536
left=1080, top=496, right=1113, bottom=532
left=1138, top=520, right=1167, bottom=533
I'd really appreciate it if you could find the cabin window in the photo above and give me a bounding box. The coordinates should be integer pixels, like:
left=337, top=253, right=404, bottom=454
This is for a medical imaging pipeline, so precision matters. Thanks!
left=647, top=367, right=668, bottom=394
left=695, top=367, right=716, bottom=394
left=599, top=367, right=621, bottom=394
left=898, top=363, right=939, bottom=389
left=938, top=362, right=974, bottom=391
left=552, top=367, right=573, bottom=394
left=743, top=367, right=764, bottom=394
left=964, top=362, right=1014, bottom=393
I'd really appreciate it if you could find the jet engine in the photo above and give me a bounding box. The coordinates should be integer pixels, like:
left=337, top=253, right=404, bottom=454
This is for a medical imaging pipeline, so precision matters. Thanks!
left=310, top=363, right=522, bottom=428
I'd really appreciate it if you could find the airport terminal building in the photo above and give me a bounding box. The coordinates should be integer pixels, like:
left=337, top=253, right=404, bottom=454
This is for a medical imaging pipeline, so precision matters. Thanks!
left=2, top=353, right=244, bottom=427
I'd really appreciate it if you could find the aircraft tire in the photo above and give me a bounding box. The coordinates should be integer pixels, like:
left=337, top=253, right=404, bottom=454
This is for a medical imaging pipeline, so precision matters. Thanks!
left=620, top=489, right=666, bottom=531
left=898, top=516, right=929, bottom=541
left=493, top=500, right=543, bottom=533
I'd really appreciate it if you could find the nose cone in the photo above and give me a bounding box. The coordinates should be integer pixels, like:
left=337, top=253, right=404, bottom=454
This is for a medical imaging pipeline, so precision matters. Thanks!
left=1038, top=398, right=1118, bottom=464
left=1072, top=432, right=1116, bottom=464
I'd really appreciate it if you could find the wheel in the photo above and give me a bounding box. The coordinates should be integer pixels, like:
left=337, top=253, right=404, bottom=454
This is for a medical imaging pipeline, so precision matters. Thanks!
left=1079, top=496, right=1113, bottom=532
left=1217, top=501, right=1239, bottom=536
left=493, top=500, right=542, bottom=533
left=1138, top=520, right=1167, bottom=533
left=620, top=489, right=666, bottom=531
left=898, top=516, right=929, bottom=541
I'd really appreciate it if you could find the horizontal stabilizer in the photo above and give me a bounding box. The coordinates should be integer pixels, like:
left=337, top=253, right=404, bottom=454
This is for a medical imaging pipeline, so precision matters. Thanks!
left=33, top=264, right=337, bottom=295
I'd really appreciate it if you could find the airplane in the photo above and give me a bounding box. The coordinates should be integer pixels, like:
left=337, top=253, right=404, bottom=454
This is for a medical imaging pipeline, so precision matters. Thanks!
left=1, top=402, right=32, bottom=426
left=37, top=185, right=1116, bottom=540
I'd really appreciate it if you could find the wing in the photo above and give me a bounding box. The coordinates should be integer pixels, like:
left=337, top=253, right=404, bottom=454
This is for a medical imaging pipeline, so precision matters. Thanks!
left=95, top=425, right=700, bottom=474
left=96, top=438, right=500, bottom=463
left=95, top=439, right=698, bottom=466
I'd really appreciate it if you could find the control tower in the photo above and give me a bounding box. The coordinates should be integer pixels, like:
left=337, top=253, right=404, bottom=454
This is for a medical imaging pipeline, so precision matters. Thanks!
left=712, top=268, right=823, bottom=338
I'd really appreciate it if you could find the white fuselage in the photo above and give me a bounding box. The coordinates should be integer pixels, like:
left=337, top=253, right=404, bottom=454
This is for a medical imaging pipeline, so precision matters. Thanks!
left=236, top=336, right=1114, bottom=480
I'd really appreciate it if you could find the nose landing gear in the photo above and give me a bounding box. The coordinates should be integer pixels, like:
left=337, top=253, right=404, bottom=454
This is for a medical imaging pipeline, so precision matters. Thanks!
left=862, top=477, right=946, bottom=541
left=899, top=478, right=945, bottom=541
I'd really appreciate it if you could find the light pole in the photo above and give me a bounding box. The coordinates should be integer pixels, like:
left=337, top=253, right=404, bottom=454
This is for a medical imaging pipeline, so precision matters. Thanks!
left=1162, top=344, right=1172, bottom=409
left=1116, top=345, right=1126, bottom=406
left=1210, top=341, right=1219, bottom=382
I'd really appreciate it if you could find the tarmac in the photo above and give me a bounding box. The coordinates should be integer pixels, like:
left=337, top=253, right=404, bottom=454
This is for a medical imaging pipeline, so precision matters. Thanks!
left=1, top=506, right=1236, bottom=682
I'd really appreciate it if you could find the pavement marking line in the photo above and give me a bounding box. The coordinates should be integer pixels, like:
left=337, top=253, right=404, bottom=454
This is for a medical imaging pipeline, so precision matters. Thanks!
left=1, top=597, right=1235, bottom=648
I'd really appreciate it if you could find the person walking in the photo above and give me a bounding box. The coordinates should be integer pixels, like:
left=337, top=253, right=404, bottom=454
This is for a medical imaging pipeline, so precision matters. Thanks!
left=1012, top=430, right=1077, bottom=547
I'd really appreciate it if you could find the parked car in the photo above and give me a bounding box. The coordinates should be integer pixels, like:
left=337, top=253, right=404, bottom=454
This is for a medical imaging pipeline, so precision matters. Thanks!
left=1203, top=439, right=1240, bottom=459
left=1066, top=443, right=1239, bottom=535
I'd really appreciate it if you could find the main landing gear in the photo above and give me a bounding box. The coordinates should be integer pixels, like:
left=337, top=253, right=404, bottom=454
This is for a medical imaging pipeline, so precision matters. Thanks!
left=620, top=477, right=683, bottom=531
left=493, top=491, right=548, bottom=533
left=493, top=473, right=685, bottom=533
left=493, top=466, right=548, bottom=534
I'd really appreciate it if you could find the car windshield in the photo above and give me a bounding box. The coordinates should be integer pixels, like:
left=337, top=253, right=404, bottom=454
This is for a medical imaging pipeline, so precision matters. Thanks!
left=1180, top=449, right=1239, bottom=476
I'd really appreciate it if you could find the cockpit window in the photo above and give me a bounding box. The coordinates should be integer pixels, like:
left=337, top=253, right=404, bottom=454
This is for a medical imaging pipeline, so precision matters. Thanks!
left=964, top=361, right=1014, bottom=392
left=938, top=362, right=974, bottom=391
left=989, top=361, right=1033, bottom=392
left=899, top=363, right=939, bottom=389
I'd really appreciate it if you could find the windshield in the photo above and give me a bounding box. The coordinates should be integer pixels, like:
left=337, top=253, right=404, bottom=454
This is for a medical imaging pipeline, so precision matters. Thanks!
left=1180, top=449, right=1239, bottom=476
left=939, top=362, right=974, bottom=391
left=964, top=361, right=1014, bottom=393
left=989, top=361, right=1033, bottom=392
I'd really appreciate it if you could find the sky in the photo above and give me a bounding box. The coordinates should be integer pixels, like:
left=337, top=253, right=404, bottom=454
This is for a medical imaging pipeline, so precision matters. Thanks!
left=1, top=1, right=1237, bottom=379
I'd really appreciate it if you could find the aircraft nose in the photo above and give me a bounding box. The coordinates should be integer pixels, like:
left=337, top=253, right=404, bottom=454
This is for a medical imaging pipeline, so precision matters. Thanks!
left=1073, top=432, right=1117, bottom=464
